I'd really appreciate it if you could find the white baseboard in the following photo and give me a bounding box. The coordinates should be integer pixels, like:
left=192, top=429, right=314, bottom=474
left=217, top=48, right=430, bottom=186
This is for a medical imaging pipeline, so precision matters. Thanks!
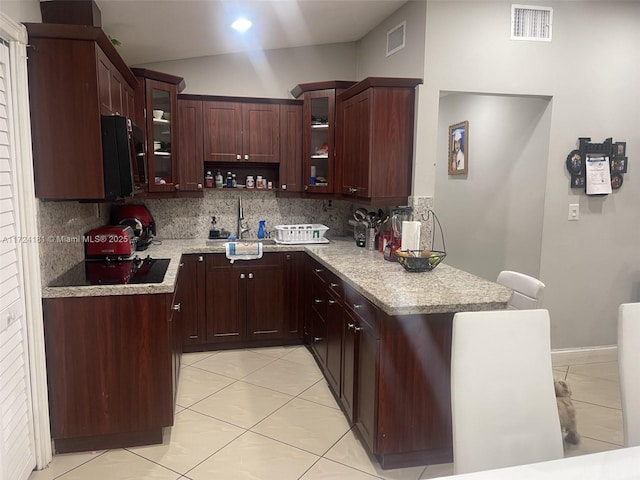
left=551, top=345, right=618, bottom=367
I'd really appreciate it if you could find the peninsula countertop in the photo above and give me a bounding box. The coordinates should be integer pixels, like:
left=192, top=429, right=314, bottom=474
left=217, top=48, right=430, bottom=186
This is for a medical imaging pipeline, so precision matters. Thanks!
left=42, top=238, right=511, bottom=315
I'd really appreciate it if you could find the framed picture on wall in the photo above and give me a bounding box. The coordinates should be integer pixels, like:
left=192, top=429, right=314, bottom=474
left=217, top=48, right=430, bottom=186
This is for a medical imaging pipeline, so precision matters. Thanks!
left=566, top=150, right=584, bottom=175
left=611, top=157, right=627, bottom=173
left=448, top=121, right=469, bottom=175
left=570, top=174, right=585, bottom=189
left=614, top=142, right=626, bottom=158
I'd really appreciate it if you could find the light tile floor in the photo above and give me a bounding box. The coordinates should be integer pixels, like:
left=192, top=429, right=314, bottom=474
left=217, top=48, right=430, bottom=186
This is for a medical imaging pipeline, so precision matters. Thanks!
left=29, top=346, right=624, bottom=480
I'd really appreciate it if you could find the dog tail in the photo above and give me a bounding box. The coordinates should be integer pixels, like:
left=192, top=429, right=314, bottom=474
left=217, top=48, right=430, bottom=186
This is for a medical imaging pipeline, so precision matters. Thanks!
left=565, top=431, right=580, bottom=445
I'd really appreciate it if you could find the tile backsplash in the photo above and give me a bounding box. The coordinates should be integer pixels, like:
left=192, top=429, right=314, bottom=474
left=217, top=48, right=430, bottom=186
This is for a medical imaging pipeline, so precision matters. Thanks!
left=37, top=192, right=435, bottom=286
left=38, top=200, right=110, bottom=286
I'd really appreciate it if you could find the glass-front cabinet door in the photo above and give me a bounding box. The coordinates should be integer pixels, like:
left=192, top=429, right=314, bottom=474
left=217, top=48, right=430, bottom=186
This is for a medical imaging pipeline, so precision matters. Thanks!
left=303, top=90, right=334, bottom=193
left=145, top=79, right=177, bottom=192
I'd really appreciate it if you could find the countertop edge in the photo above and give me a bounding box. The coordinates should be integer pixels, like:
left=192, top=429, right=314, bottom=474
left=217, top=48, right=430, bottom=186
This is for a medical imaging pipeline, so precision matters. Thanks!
left=42, top=239, right=511, bottom=315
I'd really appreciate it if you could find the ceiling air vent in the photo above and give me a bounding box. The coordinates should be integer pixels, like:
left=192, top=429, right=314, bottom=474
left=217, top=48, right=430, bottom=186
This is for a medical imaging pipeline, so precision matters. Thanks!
left=511, top=5, right=552, bottom=41
left=386, top=21, right=406, bottom=56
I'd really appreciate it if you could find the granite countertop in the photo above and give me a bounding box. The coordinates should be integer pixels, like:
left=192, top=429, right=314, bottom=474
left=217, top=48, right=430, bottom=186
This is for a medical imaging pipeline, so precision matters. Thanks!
left=42, top=238, right=511, bottom=315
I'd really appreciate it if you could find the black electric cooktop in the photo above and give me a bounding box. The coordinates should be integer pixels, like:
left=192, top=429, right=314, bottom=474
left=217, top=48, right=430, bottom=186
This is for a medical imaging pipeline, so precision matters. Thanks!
left=49, top=256, right=171, bottom=287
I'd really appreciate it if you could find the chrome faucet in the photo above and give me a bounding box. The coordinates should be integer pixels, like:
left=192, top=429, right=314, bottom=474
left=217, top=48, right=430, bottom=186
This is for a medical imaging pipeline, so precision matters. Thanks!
left=237, top=196, right=250, bottom=239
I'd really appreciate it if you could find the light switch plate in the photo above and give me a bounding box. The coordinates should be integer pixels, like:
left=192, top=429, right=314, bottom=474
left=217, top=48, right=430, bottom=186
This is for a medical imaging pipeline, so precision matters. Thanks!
left=568, top=204, right=579, bottom=221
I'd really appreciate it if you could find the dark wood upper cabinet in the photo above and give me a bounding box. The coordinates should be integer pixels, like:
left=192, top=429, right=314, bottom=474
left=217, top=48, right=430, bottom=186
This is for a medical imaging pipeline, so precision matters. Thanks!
left=202, top=101, right=243, bottom=163
left=25, top=23, right=137, bottom=200
left=202, top=100, right=280, bottom=163
left=176, top=99, right=205, bottom=192
left=291, top=81, right=356, bottom=195
left=132, top=68, right=185, bottom=194
left=337, top=77, right=422, bottom=205
left=278, top=103, right=303, bottom=193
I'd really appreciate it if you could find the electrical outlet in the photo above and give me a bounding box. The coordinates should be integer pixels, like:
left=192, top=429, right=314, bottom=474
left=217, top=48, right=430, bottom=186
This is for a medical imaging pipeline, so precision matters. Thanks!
left=568, top=204, right=579, bottom=221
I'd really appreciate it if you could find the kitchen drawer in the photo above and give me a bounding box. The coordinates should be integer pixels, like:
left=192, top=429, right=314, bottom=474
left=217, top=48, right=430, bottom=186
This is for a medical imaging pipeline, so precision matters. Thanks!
left=310, top=262, right=344, bottom=300
left=345, top=284, right=378, bottom=333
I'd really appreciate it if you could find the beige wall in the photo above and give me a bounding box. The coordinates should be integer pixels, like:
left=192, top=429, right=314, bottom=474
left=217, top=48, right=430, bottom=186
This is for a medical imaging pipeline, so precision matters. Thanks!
left=137, top=42, right=358, bottom=98
left=0, top=0, right=40, bottom=22
left=422, top=0, right=640, bottom=349
left=434, top=93, right=551, bottom=283
left=355, top=0, right=426, bottom=79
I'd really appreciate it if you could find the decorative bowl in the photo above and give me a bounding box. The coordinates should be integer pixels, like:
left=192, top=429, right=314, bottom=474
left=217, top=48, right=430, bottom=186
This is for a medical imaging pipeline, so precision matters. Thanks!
left=152, top=109, right=164, bottom=119
left=395, top=250, right=446, bottom=272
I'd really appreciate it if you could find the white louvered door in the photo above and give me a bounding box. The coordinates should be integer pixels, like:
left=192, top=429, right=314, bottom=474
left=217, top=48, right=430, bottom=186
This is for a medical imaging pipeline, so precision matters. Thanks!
left=0, top=40, right=36, bottom=480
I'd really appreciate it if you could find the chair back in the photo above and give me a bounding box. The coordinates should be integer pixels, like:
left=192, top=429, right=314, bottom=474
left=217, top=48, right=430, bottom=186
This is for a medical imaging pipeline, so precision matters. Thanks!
left=618, top=303, right=640, bottom=447
left=451, top=309, right=563, bottom=474
left=496, top=270, right=545, bottom=310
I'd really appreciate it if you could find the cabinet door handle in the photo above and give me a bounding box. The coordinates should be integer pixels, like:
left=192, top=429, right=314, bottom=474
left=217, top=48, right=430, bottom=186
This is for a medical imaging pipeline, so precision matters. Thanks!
left=197, top=183, right=203, bottom=189
left=172, top=303, right=181, bottom=311
left=240, top=273, right=246, bottom=279
left=353, top=303, right=363, bottom=310
left=198, top=256, right=204, bottom=262
left=236, top=154, right=241, bottom=160
left=313, top=336, right=324, bottom=342
left=244, top=154, right=249, bottom=160
left=328, top=299, right=337, bottom=305
left=304, top=185, right=309, bottom=191
left=349, top=187, right=357, bottom=193
left=353, top=326, right=363, bottom=332
left=179, top=262, right=184, bottom=267
left=330, top=282, right=339, bottom=288
left=347, top=323, right=355, bottom=330
left=175, top=184, right=180, bottom=190
left=314, top=268, right=324, bottom=273
left=248, top=273, right=254, bottom=279
left=314, top=299, right=324, bottom=304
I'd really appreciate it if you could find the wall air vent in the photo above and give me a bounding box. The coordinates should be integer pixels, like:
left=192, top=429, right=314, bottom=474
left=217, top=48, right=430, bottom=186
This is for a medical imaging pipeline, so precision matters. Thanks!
left=386, top=21, right=406, bottom=56
left=511, top=5, right=552, bottom=41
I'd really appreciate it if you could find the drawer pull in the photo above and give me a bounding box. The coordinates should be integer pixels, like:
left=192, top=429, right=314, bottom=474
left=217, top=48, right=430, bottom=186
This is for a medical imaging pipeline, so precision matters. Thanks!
left=353, top=303, right=363, bottom=310
left=172, top=303, right=181, bottom=312
left=314, top=299, right=324, bottom=304
left=328, top=299, right=337, bottom=304
left=330, top=282, right=340, bottom=288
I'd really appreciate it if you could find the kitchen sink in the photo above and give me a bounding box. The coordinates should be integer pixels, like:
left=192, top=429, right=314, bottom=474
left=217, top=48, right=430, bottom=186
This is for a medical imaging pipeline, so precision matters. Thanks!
left=206, top=238, right=277, bottom=246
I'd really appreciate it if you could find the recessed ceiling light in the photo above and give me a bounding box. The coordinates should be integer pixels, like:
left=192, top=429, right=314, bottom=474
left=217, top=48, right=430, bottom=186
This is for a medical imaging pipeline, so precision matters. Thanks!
left=231, top=18, right=253, bottom=33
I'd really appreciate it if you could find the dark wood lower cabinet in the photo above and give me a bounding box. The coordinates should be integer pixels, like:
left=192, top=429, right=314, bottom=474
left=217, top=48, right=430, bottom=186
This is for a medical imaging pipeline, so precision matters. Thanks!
left=183, top=252, right=301, bottom=351
left=180, top=254, right=206, bottom=345
left=43, top=292, right=181, bottom=453
left=44, top=250, right=454, bottom=463
left=304, top=259, right=454, bottom=469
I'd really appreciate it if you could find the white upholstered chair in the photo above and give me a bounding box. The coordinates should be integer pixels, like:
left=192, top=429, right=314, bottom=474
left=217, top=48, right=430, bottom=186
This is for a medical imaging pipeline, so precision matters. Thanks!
left=618, top=303, right=640, bottom=447
left=450, top=309, right=564, bottom=474
left=496, top=270, right=546, bottom=310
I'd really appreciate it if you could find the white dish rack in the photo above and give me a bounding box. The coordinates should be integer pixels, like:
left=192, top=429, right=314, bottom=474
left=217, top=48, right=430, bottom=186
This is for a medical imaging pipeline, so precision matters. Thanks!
left=273, top=224, right=330, bottom=244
